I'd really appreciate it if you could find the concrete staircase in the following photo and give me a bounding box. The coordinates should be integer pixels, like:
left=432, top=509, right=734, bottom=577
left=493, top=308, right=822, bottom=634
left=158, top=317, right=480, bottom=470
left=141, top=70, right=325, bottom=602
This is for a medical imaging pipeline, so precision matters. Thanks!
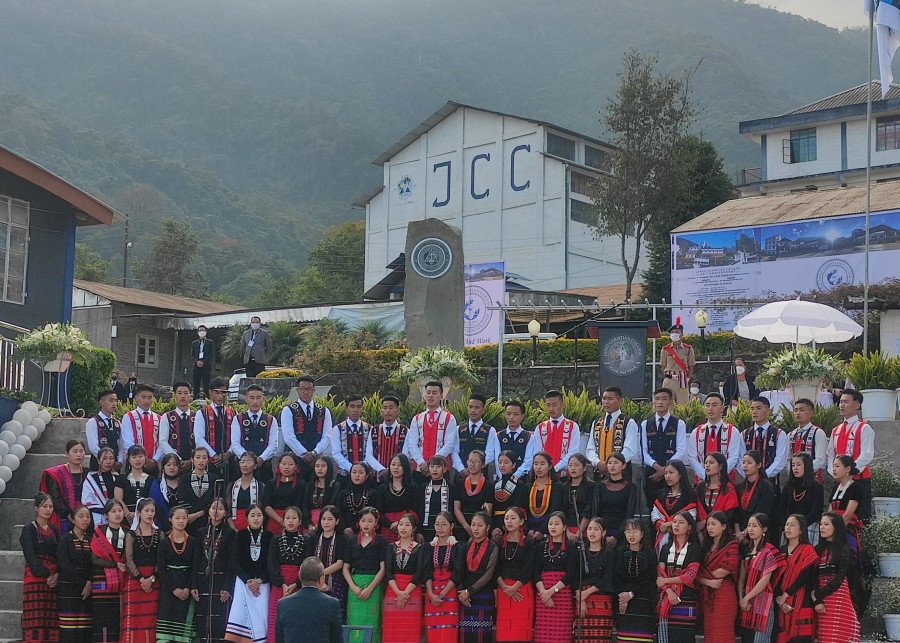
left=0, top=418, right=84, bottom=642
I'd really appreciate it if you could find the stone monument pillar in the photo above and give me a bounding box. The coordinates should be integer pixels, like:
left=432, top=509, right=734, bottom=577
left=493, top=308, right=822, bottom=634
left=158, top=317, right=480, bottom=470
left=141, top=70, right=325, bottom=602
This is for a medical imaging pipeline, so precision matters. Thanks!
left=404, top=219, right=464, bottom=351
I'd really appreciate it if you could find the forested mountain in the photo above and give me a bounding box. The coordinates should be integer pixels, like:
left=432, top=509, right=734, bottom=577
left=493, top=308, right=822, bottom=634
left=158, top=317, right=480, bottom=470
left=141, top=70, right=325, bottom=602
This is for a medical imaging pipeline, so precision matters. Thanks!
left=0, top=0, right=870, bottom=300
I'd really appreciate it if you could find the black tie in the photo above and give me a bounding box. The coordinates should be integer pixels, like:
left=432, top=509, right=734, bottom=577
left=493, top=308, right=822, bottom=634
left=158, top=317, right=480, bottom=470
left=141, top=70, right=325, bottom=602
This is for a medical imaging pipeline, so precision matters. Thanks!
left=385, top=426, right=393, bottom=437
left=658, top=417, right=665, bottom=433
left=181, top=412, right=188, bottom=423
left=605, top=415, right=612, bottom=429
left=306, top=405, right=312, bottom=421
left=470, top=423, right=477, bottom=433
left=351, top=423, right=358, bottom=433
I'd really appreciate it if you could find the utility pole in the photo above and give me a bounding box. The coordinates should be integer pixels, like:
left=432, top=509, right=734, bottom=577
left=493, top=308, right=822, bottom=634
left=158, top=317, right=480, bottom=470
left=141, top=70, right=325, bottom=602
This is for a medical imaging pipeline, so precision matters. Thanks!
left=122, top=219, right=132, bottom=287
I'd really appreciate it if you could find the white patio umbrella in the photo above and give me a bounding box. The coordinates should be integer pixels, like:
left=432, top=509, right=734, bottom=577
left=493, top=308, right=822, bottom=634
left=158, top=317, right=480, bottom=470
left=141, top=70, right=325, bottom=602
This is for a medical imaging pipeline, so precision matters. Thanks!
left=733, top=300, right=863, bottom=344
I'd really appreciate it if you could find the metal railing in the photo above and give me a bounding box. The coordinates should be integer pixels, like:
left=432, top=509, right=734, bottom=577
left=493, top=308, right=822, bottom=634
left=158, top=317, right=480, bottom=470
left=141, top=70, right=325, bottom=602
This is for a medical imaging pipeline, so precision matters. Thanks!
left=740, top=167, right=762, bottom=184
left=0, top=320, right=26, bottom=392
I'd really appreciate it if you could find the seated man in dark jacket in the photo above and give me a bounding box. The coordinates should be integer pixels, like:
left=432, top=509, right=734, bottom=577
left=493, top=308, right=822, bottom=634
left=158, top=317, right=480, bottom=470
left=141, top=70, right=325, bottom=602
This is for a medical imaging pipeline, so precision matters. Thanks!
left=275, top=556, right=342, bottom=643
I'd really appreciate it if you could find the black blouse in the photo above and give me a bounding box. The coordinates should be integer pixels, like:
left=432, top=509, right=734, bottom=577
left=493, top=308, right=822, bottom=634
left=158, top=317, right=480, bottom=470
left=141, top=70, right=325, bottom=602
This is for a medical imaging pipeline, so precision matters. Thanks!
left=659, top=540, right=702, bottom=601
left=192, top=523, right=234, bottom=591
left=491, top=476, right=527, bottom=530
left=420, top=542, right=461, bottom=581
left=384, top=541, right=423, bottom=583
left=455, top=476, right=493, bottom=516
left=230, top=528, right=273, bottom=583
left=582, top=546, right=614, bottom=593
left=304, top=481, right=340, bottom=525
left=375, top=482, right=418, bottom=528
left=813, top=544, right=856, bottom=604
left=524, top=481, right=565, bottom=535
left=267, top=531, right=308, bottom=585
left=347, top=535, right=388, bottom=575
left=613, top=547, right=658, bottom=601
left=126, top=529, right=161, bottom=576
left=736, top=477, right=777, bottom=531
left=562, top=479, right=595, bottom=528
left=593, top=479, right=638, bottom=537
left=533, top=538, right=578, bottom=587
left=177, top=470, right=219, bottom=528
left=779, top=482, right=824, bottom=531
left=456, top=539, right=498, bottom=594
left=305, top=531, right=347, bottom=572
left=415, top=480, right=457, bottom=533
left=156, top=534, right=197, bottom=590
left=20, top=522, right=59, bottom=577
left=114, top=472, right=152, bottom=512
left=263, top=477, right=306, bottom=512
left=338, top=485, right=376, bottom=532
left=495, top=537, right=535, bottom=584
left=57, top=532, right=93, bottom=585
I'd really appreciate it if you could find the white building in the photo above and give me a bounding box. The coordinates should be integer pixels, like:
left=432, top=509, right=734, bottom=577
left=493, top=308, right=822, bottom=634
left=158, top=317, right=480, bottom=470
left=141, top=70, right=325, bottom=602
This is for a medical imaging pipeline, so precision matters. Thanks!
left=738, top=81, right=900, bottom=197
left=355, top=102, right=640, bottom=294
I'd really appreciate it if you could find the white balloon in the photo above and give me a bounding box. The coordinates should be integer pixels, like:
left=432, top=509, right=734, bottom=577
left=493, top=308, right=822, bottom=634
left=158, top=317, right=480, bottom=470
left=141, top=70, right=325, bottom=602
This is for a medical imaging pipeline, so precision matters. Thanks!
left=20, top=401, right=39, bottom=418
left=12, top=410, right=31, bottom=425
left=0, top=441, right=8, bottom=457
left=8, top=444, right=26, bottom=460
left=36, top=424, right=45, bottom=437
left=0, top=431, right=16, bottom=445
left=23, top=425, right=38, bottom=441
left=14, top=435, right=31, bottom=450
left=0, top=477, right=6, bottom=495
left=0, top=465, right=10, bottom=482
left=1, top=420, right=22, bottom=436
left=30, top=417, right=45, bottom=433
left=1, top=454, right=19, bottom=471
left=37, top=410, right=52, bottom=425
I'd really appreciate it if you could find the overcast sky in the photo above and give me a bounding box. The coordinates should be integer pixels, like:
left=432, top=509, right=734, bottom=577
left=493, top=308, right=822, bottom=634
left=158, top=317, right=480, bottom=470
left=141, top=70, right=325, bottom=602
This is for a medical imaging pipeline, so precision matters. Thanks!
left=747, top=0, right=867, bottom=29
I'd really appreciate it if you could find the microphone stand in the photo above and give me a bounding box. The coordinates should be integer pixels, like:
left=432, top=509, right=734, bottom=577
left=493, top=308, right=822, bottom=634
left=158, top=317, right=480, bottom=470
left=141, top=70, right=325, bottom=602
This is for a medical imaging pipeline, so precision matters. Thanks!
left=205, top=478, right=225, bottom=642
left=571, top=485, right=589, bottom=642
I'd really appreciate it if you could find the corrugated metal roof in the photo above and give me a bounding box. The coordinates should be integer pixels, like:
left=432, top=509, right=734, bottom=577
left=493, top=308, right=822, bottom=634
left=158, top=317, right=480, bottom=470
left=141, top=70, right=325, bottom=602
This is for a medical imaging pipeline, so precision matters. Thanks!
left=672, top=182, right=900, bottom=234
left=73, top=280, right=244, bottom=315
left=782, top=81, right=900, bottom=115
left=558, top=283, right=643, bottom=303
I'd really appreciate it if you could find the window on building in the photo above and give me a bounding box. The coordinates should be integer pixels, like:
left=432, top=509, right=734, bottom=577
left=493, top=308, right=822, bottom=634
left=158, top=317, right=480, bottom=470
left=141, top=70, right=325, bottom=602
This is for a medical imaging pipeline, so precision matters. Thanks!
left=788, top=128, right=816, bottom=163
left=547, top=133, right=576, bottom=160
left=570, top=172, right=593, bottom=195
left=0, top=196, right=30, bottom=304
left=584, top=146, right=606, bottom=169
left=877, top=115, right=900, bottom=151
left=570, top=199, right=596, bottom=225
left=137, top=334, right=158, bottom=367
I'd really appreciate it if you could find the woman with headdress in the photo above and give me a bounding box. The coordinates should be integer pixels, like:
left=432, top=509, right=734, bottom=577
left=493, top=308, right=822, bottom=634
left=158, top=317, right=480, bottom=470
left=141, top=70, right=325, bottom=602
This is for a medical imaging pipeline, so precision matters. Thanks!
left=524, top=452, right=564, bottom=541
left=20, top=492, right=59, bottom=643
left=266, top=506, right=306, bottom=643
left=148, top=453, right=184, bottom=531
left=532, top=510, right=578, bottom=643
left=41, top=440, right=87, bottom=533
left=225, top=504, right=273, bottom=643
left=56, top=505, right=93, bottom=643
left=738, top=512, right=786, bottom=643
left=81, top=447, right=119, bottom=528
left=90, top=498, right=128, bottom=642
left=342, top=506, right=387, bottom=643
left=829, top=455, right=863, bottom=551
left=420, top=511, right=460, bottom=643
left=381, top=512, right=423, bottom=642
left=493, top=507, right=534, bottom=643
left=811, top=512, right=860, bottom=643
left=306, top=505, right=347, bottom=619
left=577, top=517, right=615, bottom=643
left=228, top=451, right=261, bottom=532
left=192, top=498, right=234, bottom=643
left=775, top=514, right=819, bottom=643
left=562, top=453, right=595, bottom=536
left=736, top=451, right=778, bottom=535
left=592, top=453, right=638, bottom=545
left=375, top=453, right=417, bottom=544
left=698, top=510, right=739, bottom=642
left=457, top=511, right=498, bottom=643
left=262, top=453, right=305, bottom=536
left=178, top=446, right=218, bottom=534
left=491, top=451, right=526, bottom=537
left=651, top=459, right=697, bottom=556
left=122, top=497, right=161, bottom=643
left=656, top=510, right=703, bottom=643
left=304, top=455, right=340, bottom=532
left=454, top=451, right=494, bottom=542
left=114, top=445, right=153, bottom=526
left=695, top=451, right=738, bottom=533
left=155, top=504, right=199, bottom=642
left=612, top=518, right=657, bottom=643
left=779, top=453, right=824, bottom=546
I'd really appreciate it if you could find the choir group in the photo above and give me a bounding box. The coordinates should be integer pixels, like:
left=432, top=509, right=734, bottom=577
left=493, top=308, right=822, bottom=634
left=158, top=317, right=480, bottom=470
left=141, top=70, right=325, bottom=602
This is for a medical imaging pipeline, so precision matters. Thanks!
left=18, top=376, right=873, bottom=643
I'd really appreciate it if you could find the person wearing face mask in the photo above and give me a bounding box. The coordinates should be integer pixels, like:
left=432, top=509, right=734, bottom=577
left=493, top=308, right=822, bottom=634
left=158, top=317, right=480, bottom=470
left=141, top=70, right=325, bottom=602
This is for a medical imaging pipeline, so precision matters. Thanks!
left=660, top=318, right=695, bottom=404
left=240, top=316, right=274, bottom=377
left=110, top=371, right=126, bottom=401
left=723, top=357, right=758, bottom=406
left=126, top=373, right=139, bottom=402
left=191, top=324, right=215, bottom=399
left=687, top=379, right=706, bottom=404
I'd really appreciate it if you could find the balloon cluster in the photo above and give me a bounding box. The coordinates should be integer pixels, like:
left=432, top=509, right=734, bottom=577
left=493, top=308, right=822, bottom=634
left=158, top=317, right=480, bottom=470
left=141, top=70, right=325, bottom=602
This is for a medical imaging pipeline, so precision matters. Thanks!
left=0, top=401, right=50, bottom=496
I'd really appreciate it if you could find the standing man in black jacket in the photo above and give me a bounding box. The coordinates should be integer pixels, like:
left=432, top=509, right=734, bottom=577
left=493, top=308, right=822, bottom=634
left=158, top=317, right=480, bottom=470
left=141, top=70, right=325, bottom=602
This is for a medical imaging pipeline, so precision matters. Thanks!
left=275, top=557, right=342, bottom=643
left=191, top=325, right=215, bottom=400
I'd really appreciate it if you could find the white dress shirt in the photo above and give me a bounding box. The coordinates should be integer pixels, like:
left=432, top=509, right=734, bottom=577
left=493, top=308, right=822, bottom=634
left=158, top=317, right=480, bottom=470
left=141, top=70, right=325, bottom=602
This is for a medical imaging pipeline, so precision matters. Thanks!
left=451, top=420, right=498, bottom=472
left=826, top=415, right=875, bottom=472
left=402, top=409, right=459, bottom=468
left=158, top=408, right=193, bottom=456
left=85, top=412, right=122, bottom=463
left=787, top=422, right=828, bottom=474
left=524, top=415, right=581, bottom=473
left=686, top=421, right=745, bottom=480
left=280, top=402, right=332, bottom=457
left=640, top=413, right=687, bottom=467
left=364, top=422, right=401, bottom=473
left=330, top=419, right=371, bottom=474
left=120, top=408, right=164, bottom=461
left=494, top=427, right=533, bottom=479
left=746, top=423, right=789, bottom=480
left=584, top=409, right=640, bottom=467
left=230, top=410, right=279, bottom=461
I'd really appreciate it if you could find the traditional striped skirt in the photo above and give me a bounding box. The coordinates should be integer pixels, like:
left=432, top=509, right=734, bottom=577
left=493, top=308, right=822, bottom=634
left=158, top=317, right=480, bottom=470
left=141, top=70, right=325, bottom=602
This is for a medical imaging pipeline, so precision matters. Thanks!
left=382, top=573, right=422, bottom=643
left=580, top=591, right=613, bottom=643
left=23, top=557, right=59, bottom=643
left=58, top=581, right=91, bottom=643
left=816, top=574, right=860, bottom=643
left=225, top=581, right=270, bottom=643
left=701, top=580, right=738, bottom=641
left=459, top=588, right=495, bottom=643
left=194, top=568, right=230, bottom=643
left=424, top=569, right=458, bottom=643
left=156, top=595, right=196, bottom=643
left=534, top=570, right=573, bottom=643
left=266, top=564, right=301, bottom=643
left=495, top=579, right=533, bottom=642
left=121, top=565, right=159, bottom=643
left=615, top=596, right=656, bottom=643
left=381, top=511, right=406, bottom=544
left=347, top=572, right=384, bottom=643
left=658, top=599, right=699, bottom=643
left=325, top=572, right=347, bottom=622
left=91, top=568, right=123, bottom=643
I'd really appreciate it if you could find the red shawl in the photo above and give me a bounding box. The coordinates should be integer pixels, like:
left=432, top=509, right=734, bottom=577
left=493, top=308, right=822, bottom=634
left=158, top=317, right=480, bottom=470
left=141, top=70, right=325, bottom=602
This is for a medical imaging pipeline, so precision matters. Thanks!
left=776, top=543, right=818, bottom=643
left=741, top=543, right=786, bottom=633
left=656, top=540, right=701, bottom=618
left=698, top=539, right=739, bottom=604
left=697, top=483, right=738, bottom=520
left=90, top=525, right=124, bottom=592
left=39, top=464, right=82, bottom=529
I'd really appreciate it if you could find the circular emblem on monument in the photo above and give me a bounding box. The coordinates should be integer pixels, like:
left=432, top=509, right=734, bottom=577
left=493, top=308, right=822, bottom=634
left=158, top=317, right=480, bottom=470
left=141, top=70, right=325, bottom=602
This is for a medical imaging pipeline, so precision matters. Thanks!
left=411, top=237, right=453, bottom=279
left=464, top=284, right=492, bottom=335
left=816, top=259, right=854, bottom=291
left=602, top=335, right=643, bottom=377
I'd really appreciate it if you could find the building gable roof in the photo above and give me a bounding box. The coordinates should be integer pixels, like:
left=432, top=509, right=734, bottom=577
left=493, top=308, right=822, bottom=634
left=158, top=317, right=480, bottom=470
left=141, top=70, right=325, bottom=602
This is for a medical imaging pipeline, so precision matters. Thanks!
left=0, top=144, right=125, bottom=226
left=73, top=280, right=243, bottom=315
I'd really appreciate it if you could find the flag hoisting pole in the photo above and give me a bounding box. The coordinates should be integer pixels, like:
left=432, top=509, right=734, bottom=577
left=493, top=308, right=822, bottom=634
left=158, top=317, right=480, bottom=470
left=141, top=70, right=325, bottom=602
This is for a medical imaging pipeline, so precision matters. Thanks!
left=864, top=0, right=874, bottom=355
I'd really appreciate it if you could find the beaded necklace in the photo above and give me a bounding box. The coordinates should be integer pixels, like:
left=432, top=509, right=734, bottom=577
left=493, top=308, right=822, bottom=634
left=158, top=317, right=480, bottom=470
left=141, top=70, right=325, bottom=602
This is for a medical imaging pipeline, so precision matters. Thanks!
left=312, top=483, right=325, bottom=509
left=203, top=524, right=225, bottom=562
left=137, top=527, right=159, bottom=553
left=278, top=531, right=303, bottom=560
left=316, top=531, right=337, bottom=567
left=494, top=476, right=518, bottom=503
left=249, top=528, right=263, bottom=562
left=394, top=540, right=415, bottom=570
left=347, top=487, right=370, bottom=514
left=529, top=480, right=551, bottom=517
left=466, top=538, right=489, bottom=572
left=433, top=539, right=453, bottom=570
left=389, top=480, right=406, bottom=497
left=545, top=537, right=566, bottom=562
left=170, top=532, right=187, bottom=556
left=191, top=471, right=208, bottom=498
left=466, top=475, right=485, bottom=497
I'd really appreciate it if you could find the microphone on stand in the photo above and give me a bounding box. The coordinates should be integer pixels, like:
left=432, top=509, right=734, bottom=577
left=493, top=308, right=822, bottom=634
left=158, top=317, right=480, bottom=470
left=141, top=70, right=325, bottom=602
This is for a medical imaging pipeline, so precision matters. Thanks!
left=571, top=487, right=590, bottom=642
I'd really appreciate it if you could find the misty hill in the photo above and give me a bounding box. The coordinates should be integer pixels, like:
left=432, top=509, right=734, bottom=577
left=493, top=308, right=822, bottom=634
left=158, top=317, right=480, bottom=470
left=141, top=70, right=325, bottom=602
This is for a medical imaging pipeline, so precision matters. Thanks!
left=0, top=0, right=870, bottom=299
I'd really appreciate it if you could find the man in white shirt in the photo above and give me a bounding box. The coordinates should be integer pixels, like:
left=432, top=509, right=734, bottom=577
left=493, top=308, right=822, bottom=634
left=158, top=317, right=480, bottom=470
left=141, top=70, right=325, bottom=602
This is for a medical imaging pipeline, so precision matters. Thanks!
left=193, top=377, right=235, bottom=479
left=158, top=381, right=195, bottom=471
left=742, top=396, right=789, bottom=484
left=585, top=386, right=640, bottom=480
left=120, top=384, right=164, bottom=474
left=280, top=376, right=332, bottom=480
left=451, top=393, right=498, bottom=474
left=365, top=395, right=409, bottom=481
left=231, top=385, right=279, bottom=481
left=493, top=400, right=532, bottom=479
left=85, top=389, right=123, bottom=470
left=787, top=398, right=828, bottom=482
left=524, top=390, right=580, bottom=476
left=686, top=392, right=744, bottom=482
left=640, top=387, right=687, bottom=507
left=330, top=395, right=373, bottom=483
left=827, top=389, right=875, bottom=518
left=403, top=381, right=459, bottom=479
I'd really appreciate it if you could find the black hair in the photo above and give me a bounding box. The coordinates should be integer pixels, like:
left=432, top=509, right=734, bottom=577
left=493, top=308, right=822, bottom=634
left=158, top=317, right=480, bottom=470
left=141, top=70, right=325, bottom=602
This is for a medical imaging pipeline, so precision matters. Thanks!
left=653, top=387, right=674, bottom=399
left=469, top=393, right=487, bottom=405
left=65, top=439, right=85, bottom=453
left=313, top=454, right=337, bottom=487
left=158, top=453, right=181, bottom=479
left=245, top=384, right=264, bottom=394
left=794, top=398, right=816, bottom=410
left=750, top=395, right=771, bottom=408
left=346, top=393, right=363, bottom=404
left=296, top=375, right=315, bottom=386
left=785, top=513, right=811, bottom=546
left=135, top=384, right=155, bottom=395
left=470, top=510, right=491, bottom=529
left=198, top=324, right=208, bottom=331
left=504, top=399, right=526, bottom=413
left=789, top=452, right=817, bottom=490
left=672, top=510, right=701, bottom=548
left=127, top=444, right=146, bottom=459
left=103, top=497, right=127, bottom=515
left=244, top=503, right=264, bottom=519
left=209, top=376, right=229, bottom=390
left=97, top=389, right=116, bottom=402
left=833, top=454, right=860, bottom=476
left=497, top=450, right=518, bottom=473
left=705, top=391, right=724, bottom=403
left=544, top=390, right=563, bottom=401
left=424, top=380, right=443, bottom=393
left=528, top=451, right=559, bottom=483
left=317, top=504, right=341, bottom=531
left=398, top=512, right=418, bottom=530
left=701, top=510, right=735, bottom=555
left=817, top=511, right=852, bottom=559
left=602, top=386, right=623, bottom=398
left=466, top=449, right=486, bottom=466
left=662, top=459, right=694, bottom=498
left=172, top=381, right=191, bottom=393
left=841, top=389, right=864, bottom=405
left=382, top=394, right=401, bottom=406
left=388, top=453, right=413, bottom=488
left=34, top=492, right=52, bottom=508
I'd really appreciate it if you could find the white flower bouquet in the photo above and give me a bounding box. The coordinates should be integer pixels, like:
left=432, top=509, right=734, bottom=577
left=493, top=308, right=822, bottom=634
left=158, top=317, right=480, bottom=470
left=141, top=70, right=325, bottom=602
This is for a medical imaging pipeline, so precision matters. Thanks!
left=14, top=323, right=93, bottom=365
left=390, top=345, right=479, bottom=390
left=754, top=345, right=845, bottom=390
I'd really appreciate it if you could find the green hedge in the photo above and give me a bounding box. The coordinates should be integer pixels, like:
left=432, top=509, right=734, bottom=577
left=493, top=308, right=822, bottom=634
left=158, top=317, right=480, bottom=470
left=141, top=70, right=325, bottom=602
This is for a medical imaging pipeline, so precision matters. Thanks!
left=70, top=347, right=117, bottom=415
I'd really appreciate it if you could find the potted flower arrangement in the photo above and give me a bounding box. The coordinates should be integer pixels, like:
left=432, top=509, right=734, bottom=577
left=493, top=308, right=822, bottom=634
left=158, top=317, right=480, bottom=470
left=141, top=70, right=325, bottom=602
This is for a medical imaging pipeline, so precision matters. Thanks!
left=390, top=345, right=479, bottom=399
left=864, top=516, right=900, bottom=578
left=871, top=461, right=900, bottom=519
left=754, top=345, right=845, bottom=401
left=868, top=577, right=900, bottom=639
left=14, top=323, right=93, bottom=371
left=845, top=351, right=900, bottom=421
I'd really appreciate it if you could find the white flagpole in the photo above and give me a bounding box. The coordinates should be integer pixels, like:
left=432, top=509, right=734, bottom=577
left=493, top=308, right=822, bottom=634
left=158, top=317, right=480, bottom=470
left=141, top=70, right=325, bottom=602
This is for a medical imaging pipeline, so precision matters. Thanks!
left=865, top=0, right=874, bottom=354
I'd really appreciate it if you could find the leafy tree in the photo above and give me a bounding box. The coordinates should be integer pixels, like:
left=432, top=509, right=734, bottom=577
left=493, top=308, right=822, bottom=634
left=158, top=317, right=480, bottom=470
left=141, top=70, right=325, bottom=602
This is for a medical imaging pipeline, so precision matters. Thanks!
left=590, top=50, right=698, bottom=303
left=74, top=243, right=113, bottom=283
left=640, top=135, right=734, bottom=323
left=132, top=217, right=208, bottom=297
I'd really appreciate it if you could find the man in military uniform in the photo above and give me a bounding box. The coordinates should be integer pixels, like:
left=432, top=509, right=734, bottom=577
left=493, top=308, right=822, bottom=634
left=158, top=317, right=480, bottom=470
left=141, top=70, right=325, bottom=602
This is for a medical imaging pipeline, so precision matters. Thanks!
left=660, top=317, right=695, bottom=404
